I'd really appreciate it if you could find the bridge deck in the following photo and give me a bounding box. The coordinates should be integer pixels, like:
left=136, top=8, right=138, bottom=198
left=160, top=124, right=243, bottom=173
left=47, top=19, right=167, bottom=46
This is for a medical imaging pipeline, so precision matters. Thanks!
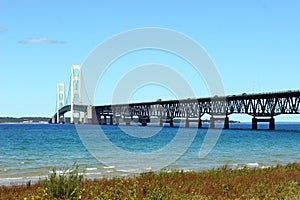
left=51, top=90, right=300, bottom=130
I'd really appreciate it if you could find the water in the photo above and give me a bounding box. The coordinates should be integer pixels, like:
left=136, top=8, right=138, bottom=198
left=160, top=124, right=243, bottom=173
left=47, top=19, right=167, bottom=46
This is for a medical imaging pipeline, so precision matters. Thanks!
left=0, top=123, right=299, bottom=185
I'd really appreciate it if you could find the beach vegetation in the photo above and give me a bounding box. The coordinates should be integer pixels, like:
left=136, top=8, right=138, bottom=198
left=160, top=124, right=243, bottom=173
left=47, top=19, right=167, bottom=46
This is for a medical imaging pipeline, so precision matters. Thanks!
left=0, top=163, right=299, bottom=199
left=42, top=164, right=85, bottom=199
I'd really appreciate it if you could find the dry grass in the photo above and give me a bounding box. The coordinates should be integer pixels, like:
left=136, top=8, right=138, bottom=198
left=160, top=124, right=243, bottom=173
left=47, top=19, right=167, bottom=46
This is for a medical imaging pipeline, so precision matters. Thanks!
left=1, top=163, right=299, bottom=200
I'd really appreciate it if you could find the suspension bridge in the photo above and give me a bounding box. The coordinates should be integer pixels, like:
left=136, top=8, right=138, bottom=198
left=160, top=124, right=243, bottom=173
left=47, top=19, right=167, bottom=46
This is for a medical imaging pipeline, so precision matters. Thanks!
left=50, top=65, right=300, bottom=130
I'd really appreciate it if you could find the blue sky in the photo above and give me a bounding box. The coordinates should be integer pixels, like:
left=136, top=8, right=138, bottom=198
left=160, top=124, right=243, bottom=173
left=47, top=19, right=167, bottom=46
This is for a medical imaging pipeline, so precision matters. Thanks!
left=0, top=0, right=299, bottom=120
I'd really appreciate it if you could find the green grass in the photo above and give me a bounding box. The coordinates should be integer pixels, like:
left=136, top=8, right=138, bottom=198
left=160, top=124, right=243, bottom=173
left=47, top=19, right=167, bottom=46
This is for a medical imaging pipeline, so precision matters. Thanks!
left=0, top=163, right=299, bottom=200
left=42, top=164, right=85, bottom=199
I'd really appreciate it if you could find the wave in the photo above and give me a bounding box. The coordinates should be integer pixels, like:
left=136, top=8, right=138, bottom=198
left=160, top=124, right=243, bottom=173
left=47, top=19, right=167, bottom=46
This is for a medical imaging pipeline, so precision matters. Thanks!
left=0, top=175, right=47, bottom=186
left=245, top=163, right=259, bottom=167
left=118, top=169, right=138, bottom=173
left=49, top=169, right=72, bottom=174
left=233, top=163, right=270, bottom=169
left=85, top=172, right=103, bottom=176
left=118, top=167, right=153, bottom=173
left=103, top=166, right=115, bottom=169
left=86, top=168, right=97, bottom=171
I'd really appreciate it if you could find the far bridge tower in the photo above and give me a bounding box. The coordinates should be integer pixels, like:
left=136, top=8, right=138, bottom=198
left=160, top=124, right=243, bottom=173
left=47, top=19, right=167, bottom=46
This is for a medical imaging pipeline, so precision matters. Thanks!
left=56, top=82, right=65, bottom=123
left=70, top=65, right=82, bottom=124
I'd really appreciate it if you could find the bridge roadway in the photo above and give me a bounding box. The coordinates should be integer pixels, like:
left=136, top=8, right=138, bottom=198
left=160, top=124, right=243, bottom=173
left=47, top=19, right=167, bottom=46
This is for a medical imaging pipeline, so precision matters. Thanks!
left=51, top=90, right=300, bottom=130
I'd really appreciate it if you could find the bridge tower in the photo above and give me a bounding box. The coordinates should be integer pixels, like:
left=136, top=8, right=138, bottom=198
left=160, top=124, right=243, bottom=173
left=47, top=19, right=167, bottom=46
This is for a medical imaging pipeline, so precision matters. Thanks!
left=56, top=82, right=65, bottom=123
left=70, top=65, right=82, bottom=124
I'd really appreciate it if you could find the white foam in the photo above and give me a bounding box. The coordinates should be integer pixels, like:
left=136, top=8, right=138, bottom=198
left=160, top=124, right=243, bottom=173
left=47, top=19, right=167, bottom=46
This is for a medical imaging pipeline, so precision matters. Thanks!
left=246, top=163, right=259, bottom=167
left=103, top=166, right=115, bottom=169
left=118, top=169, right=138, bottom=173
left=85, top=172, right=102, bottom=176
left=0, top=177, right=23, bottom=181
left=86, top=168, right=97, bottom=171
left=49, top=169, right=73, bottom=174
left=0, top=175, right=47, bottom=186
left=143, top=167, right=152, bottom=171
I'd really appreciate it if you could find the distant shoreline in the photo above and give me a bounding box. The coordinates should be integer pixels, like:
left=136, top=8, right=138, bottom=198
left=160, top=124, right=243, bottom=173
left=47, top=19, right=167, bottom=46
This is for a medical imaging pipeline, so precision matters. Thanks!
left=0, top=122, right=48, bottom=124
left=0, top=117, right=50, bottom=124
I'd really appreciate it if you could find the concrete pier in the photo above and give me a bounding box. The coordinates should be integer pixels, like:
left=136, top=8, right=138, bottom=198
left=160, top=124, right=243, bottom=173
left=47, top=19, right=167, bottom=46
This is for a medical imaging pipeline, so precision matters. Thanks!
left=198, top=119, right=202, bottom=128
left=224, top=117, right=229, bottom=129
left=159, top=119, right=164, bottom=127
left=124, top=118, right=131, bottom=126
left=185, top=119, right=190, bottom=128
left=109, top=116, right=113, bottom=125
left=170, top=119, right=174, bottom=127
left=185, top=118, right=202, bottom=128
left=139, top=116, right=150, bottom=126
left=252, top=117, right=275, bottom=130
left=210, top=117, right=215, bottom=129
left=210, top=116, right=229, bottom=129
left=115, top=116, right=120, bottom=125
left=86, top=105, right=98, bottom=124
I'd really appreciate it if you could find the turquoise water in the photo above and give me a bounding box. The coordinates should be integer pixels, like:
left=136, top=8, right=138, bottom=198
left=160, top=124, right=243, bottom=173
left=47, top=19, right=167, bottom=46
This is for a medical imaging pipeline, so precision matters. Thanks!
left=0, top=123, right=299, bottom=185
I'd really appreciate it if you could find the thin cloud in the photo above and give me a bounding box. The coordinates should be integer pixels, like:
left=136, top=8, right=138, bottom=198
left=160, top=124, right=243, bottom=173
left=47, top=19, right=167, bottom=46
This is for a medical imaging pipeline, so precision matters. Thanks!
left=0, top=27, right=6, bottom=32
left=19, top=38, right=66, bottom=44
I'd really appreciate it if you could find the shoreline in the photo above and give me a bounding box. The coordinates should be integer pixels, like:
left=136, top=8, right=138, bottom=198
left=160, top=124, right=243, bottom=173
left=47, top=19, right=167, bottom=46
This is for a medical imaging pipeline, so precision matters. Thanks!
left=1, top=163, right=299, bottom=199
left=0, top=161, right=293, bottom=187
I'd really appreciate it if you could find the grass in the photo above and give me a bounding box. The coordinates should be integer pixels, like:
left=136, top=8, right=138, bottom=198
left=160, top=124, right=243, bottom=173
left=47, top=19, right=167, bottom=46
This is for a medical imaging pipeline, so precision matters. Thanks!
left=0, top=163, right=299, bottom=199
left=42, top=164, right=85, bottom=199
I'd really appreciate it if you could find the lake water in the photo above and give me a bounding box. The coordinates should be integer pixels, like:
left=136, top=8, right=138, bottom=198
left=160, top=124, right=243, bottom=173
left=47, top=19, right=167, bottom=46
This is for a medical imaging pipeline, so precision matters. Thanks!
left=0, top=123, right=299, bottom=185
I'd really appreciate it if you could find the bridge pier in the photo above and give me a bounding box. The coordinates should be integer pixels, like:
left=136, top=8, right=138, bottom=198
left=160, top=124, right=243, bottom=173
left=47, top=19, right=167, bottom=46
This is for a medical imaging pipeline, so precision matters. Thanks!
left=159, top=117, right=173, bottom=127
left=224, top=117, right=229, bottom=129
left=170, top=119, right=174, bottom=127
left=252, top=118, right=257, bottom=130
left=210, top=117, right=215, bottom=129
left=109, top=116, right=113, bottom=125
left=83, top=112, right=87, bottom=124
left=185, top=118, right=202, bottom=128
left=124, top=118, right=131, bottom=126
left=210, top=116, right=229, bottom=129
left=86, top=105, right=98, bottom=124
left=57, top=114, right=66, bottom=124
left=52, top=117, right=55, bottom=124
left=159, top=118, right=164, bottom=127
left=252, top=117, right=275, bottom=130
left=270, top=117, right=275, bottom=130
left=198, top=119, right=202, bottom=128
left=78, top=112, right=83, bottom=124
left=99, top=115, right=107, bottom=125
left=139, top=116, right=150, bottom=126
left=104, top=116, right=107, bottom=125
left=115, top=116, right=121, bottom=125
left=185, top=119, right=190, bottom=128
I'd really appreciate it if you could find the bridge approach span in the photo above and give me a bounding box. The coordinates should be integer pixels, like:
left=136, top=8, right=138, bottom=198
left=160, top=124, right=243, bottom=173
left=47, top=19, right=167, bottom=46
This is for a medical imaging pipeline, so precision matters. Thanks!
left=51, top=90, right=300, bottom=130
